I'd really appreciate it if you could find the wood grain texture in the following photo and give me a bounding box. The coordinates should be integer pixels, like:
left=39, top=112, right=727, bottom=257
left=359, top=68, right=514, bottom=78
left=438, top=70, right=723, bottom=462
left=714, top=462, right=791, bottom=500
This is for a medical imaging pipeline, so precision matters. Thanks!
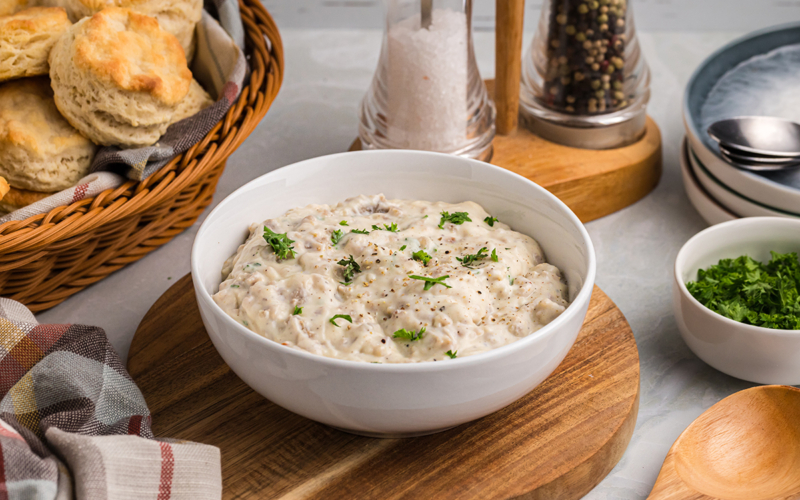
left=350, top=79, right=662, bottom=223
left=128, top=274, right=640, bottom=499
left=494, top=0, right=525, bottom=135
left=648, top=385, right=800, bottom=500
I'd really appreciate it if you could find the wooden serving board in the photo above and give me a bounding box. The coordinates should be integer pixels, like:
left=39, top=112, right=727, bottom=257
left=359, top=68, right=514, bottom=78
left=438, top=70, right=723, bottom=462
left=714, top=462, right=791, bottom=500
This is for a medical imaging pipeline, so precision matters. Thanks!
left=351, top=80, right=662, bottom=223
left=128, top=275, right=640, bottom=500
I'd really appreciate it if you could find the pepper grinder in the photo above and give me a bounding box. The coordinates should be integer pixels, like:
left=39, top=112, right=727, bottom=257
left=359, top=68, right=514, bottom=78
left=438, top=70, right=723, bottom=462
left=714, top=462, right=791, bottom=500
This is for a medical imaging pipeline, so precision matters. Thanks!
left=519, top=0, right=651, bottom=149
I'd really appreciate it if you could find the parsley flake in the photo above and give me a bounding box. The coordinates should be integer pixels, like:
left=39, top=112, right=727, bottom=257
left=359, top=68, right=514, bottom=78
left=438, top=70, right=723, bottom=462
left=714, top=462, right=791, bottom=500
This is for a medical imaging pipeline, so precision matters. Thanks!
left=400, top=245, right=407, bottom=251
left=687, top=251, right=800, bottom=329
left=457, top=247, right=489, bottom=268
left=331, top=229, right=344, bottom=246
left=329, top=314, right=352, bottom=327
left=351, top=229, right=370, bottom=234
left=263, top=227, right=296, bottom=261
left=229, top=285, right=239, bottom=288
left=445, top=350, right=457, bottom=359
left=339, top=220, right=349, bottom=226
left=409, top=274, right=451, bottom=291
left=438, top=211, right=472, bottom=229
left=412, top=250, right=432, bottom=266
left=293, top=306, right=302, bottom=315
left=393, top=327, right=426, bottom=341
left=372, top=223, right=398, bottom=232
left=484, top=216, right=499, bottom=227
left=337, top=255, right=361, bottom=284
left=491, top=248, right=499, bottom=262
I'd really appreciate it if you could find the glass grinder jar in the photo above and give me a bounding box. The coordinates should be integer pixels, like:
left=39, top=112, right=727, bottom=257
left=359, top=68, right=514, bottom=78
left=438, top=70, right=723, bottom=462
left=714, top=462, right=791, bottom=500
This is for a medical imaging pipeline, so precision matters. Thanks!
left=520, top=0, right=651, bottom=149
left=359, top=0, right=495, bottom=160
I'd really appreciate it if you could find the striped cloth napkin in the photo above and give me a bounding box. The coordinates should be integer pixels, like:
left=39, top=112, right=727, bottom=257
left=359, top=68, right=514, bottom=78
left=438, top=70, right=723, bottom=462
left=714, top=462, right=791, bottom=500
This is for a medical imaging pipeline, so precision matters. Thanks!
left=0, top=0, right=248, bottom=224
left=0, top=298, right=221, bottom=499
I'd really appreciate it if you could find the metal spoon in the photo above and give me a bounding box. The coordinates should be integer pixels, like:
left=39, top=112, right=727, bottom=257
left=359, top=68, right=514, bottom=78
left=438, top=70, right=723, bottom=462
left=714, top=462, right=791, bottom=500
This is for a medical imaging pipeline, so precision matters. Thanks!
left=718, top=145, right=800, bottom=165
left=719, top=152, right=800, bottom=172
left=421, top=0, right=433, bottom=28
left=708, top=116, right=800, bottom=158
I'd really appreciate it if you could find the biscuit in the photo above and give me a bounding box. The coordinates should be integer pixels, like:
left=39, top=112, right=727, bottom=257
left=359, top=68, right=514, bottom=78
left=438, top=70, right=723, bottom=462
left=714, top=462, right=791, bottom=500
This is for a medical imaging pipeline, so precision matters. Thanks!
left=0, top=78, right=96, bottom=192
left=0, top=7, right=72, bottom=82
left=0, top=0, right=27, bottom=16
left=0, top=186, right=52, bottom=214
left=49, top=7, right=192, bottom=147
left=0, top=176, right=10, bottom=201
left=170, top=78, right=213, bottom=124
left=43, top=0, right=202, bottom=60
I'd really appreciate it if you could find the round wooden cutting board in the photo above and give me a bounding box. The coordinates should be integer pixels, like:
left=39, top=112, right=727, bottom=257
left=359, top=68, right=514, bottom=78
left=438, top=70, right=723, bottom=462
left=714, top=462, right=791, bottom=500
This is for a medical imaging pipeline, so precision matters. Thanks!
left=127, top=275, right=640, bottom=500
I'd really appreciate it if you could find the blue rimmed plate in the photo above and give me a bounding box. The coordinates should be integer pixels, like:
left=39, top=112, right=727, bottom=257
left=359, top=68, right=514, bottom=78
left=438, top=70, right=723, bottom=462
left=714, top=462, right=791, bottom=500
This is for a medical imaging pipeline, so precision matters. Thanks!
left=684, top=23, right=800, bottom=214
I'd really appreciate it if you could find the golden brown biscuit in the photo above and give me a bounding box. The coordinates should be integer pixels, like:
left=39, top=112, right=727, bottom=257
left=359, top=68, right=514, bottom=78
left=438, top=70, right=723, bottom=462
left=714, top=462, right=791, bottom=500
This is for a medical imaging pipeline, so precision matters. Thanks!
left=0, top=77, right=96, bottom=192
left=0, top=176, right=10, bottom=201
left=0, top=7, right=72, bottom=82
left=0, top=186, right=53, bottom=214
left=49, top=7, right=192, bottom=147
left=42, top=0, right=201, bottom=59
left=170, top=78, right=213, bottom=124
left=0, top=0, right=27, bottom=16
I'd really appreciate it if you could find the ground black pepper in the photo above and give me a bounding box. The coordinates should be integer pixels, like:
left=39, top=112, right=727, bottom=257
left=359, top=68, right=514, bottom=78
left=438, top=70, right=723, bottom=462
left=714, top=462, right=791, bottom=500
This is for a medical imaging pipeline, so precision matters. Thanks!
left=542, top=0, right=628, bottom=115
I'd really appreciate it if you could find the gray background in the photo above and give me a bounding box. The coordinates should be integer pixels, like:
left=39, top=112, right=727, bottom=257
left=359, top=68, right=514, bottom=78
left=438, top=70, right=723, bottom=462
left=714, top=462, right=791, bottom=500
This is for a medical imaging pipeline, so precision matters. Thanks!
left=38, top=1, right=800, bottom=498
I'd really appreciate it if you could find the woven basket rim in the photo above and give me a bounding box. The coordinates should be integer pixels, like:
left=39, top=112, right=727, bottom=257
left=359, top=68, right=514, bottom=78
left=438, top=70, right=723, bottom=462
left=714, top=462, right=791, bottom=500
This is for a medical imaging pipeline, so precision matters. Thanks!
left=0, top=0, right=284, bottom=249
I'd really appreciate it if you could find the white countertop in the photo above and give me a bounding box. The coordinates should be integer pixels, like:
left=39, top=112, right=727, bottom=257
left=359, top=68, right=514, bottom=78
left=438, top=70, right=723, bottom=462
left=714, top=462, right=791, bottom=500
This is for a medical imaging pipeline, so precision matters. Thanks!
left=37, top=28, right=766, bottom=498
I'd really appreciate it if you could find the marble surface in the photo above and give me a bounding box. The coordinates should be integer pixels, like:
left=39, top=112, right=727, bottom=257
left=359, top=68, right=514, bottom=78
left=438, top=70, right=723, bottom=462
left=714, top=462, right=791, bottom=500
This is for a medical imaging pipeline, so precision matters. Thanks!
left=37, top=29, right=768, bottom=498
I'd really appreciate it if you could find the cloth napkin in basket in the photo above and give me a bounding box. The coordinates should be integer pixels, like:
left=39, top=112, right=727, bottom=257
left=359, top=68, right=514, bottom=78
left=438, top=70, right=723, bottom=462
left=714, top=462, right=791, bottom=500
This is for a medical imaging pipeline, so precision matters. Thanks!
left=0, top=298, right=221, bottom=499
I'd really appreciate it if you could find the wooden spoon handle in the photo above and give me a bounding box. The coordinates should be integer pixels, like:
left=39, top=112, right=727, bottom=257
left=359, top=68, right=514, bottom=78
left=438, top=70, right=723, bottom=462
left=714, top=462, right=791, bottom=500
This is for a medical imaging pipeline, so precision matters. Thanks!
left=495, top=0, right=525, bottom=135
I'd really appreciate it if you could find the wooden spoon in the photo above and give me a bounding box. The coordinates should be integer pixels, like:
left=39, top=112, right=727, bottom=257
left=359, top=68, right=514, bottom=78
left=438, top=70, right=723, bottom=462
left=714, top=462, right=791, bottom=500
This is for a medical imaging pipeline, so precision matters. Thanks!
left=648, top=385, right=800, bottom=500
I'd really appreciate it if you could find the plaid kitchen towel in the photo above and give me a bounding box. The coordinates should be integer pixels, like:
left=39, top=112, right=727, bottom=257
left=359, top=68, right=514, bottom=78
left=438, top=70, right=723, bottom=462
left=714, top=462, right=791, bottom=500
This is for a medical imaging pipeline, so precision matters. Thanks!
left=0, top=298, right=221, bottom=499
left=91, top=0, right=248, bottom=181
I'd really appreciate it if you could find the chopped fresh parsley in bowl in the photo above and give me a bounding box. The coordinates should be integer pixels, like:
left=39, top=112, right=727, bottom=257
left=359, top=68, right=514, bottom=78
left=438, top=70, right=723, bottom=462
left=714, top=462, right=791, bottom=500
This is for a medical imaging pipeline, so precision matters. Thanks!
left=686, top=251, right=800, bottom=330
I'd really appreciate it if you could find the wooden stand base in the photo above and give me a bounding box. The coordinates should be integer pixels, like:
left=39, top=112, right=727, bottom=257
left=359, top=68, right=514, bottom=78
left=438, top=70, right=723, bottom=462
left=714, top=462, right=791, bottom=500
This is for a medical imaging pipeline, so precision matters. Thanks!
left=128, top=276, right=639, bottom=499
left=351, top=81, right=662, bottom=223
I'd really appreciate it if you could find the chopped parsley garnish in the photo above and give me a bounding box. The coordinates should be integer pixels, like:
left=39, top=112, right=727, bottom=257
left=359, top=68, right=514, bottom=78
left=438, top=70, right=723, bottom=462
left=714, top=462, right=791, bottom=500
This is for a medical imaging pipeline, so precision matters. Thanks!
left=331, top=229, right=344, bottom=246
left=337, top=255, right=361, bottom=284
left=400, top=245, right=407, bottom=251
left=445, top=350, right=457, bottom=359
left=263, top=227, right=295, bottom=261
left=412, top=250, right=432, bottom=266
left=293, top=306, right=302, bottom=315
left=409, top=274, right=451, bottom=291
left=372, top=223, right=398, bottom=232
left=686, top=251, right=800, bottom=330
left=484, top=216, right=499, bottom=227
left=393, top=327, right=426, bottom=341
left=491, top=249, right=499, bottom=262
left=329, top=314, right=352, bottom=327
left=438, top=211, right=472, bottom=229
left=509, top=276, right=515, bottom=285
left=457, top=247, right=488, bottom=268
left=339, top=220, right=349, bottom=226
left=351, top=229, right=370, bottom=234
left=229, top=285, right=239, bottom=288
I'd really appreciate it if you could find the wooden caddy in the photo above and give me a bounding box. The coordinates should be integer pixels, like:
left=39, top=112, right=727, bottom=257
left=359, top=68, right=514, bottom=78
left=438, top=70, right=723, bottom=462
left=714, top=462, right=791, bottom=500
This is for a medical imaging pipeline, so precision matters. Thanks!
left=352, top=0, right=662, bottom=223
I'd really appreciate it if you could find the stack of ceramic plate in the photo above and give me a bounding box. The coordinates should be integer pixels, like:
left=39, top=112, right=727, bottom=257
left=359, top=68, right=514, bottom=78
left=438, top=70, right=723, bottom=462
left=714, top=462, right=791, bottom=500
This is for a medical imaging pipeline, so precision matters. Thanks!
left=682, top=23, right=800, bottom=226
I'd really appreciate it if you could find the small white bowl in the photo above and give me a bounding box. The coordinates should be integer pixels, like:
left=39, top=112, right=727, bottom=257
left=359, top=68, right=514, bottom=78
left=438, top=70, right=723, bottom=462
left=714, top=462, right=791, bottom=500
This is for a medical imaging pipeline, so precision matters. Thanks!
left=192, top=150, right=596, bottom=436
left=680, top=138, right=738, bottom=226
left=674, top=217, right=800, bottom=384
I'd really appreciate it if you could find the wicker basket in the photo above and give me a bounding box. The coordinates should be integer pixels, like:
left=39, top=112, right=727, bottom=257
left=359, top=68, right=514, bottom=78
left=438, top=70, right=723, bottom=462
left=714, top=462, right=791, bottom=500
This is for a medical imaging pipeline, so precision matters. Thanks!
left=0, top=0, right=283, bottom=312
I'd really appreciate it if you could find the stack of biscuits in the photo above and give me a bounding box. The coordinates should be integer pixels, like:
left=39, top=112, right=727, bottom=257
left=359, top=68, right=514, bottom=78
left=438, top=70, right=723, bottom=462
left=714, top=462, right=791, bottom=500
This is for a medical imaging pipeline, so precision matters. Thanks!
left=0, top=0, right=213, bottom=214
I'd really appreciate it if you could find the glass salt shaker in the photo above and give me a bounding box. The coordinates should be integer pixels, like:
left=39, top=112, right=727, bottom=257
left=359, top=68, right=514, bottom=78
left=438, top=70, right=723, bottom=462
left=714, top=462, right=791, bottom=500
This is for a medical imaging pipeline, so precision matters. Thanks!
left=359, top=0, right=495, bottom=160
left=520, top=0, right=650, bottom=149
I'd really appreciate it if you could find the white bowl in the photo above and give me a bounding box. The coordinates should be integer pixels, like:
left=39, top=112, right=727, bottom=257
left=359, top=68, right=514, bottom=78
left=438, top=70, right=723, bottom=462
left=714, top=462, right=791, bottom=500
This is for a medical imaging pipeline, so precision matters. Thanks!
left=687, top=143, right=799, bottom=219
left=680, top=138, right=738, bottom=226
left=673, top=217, right=800, bottom=384
left=191, top=150, right=596, bottom=437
